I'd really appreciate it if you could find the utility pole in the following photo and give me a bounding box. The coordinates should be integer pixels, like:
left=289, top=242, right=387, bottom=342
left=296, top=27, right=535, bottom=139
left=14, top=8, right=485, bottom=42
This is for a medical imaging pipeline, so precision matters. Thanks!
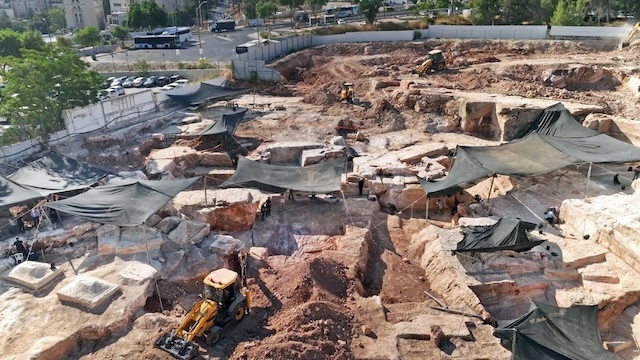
left=197, top=1, right=207, bottom=60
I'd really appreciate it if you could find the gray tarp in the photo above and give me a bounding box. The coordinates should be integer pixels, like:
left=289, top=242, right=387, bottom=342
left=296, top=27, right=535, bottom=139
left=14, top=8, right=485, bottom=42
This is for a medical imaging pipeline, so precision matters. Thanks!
left=494, top=301, right=616, bottom=360
left=220, top=156, right=345, bottom=193
left=166, top=80, right=246, bottom=107
left=0, top=175, right=43, bottom=210
left=456, top=218, right=542, bottom=253
left=8, top=152, right=109, bottom=196
left=199, top=107, right=248, bottom=136
left=45, top=178, right=198, bottom=226
left=420, top=103, right=640, bottom=196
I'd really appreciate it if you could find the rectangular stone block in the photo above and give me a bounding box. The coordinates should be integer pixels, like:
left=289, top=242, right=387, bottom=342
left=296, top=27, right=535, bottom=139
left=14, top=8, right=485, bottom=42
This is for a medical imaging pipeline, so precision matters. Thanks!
left=4, top=262, right=63, bottom=290
left=57, top=276, right=120, bottom=310
left=97, top=224, right=120, bottom=256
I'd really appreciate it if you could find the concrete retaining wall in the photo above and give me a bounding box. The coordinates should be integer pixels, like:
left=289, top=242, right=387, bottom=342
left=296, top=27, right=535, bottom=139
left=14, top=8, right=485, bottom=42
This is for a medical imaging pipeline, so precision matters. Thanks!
left=312, top=30, right=415, bottom=45
left=549, top=26, right=630, bottom=38
left=236, top=34, right=313, bottom=63
left=425, top=25, right=548, bottom=40
left=98, top=69, right=224, bottom=81
left=232, top=60, right=282, bottom=81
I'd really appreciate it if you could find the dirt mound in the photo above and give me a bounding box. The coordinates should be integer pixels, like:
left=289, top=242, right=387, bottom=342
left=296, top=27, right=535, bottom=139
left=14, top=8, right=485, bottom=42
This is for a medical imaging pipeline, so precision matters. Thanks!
left=303, top=82, right=341, bottom=105
left=540, top=65, right=620, bottom=91
left=364, top=99, right=406, bottom=132
left=232, top=301, right=353, bottom=360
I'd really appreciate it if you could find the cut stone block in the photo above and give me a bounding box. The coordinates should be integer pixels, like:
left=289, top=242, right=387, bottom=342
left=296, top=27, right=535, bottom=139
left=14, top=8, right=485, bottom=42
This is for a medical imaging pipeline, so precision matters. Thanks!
left=117, top=262, right=158, bottom=285
left=249, top=247, right=269, bottom=261
left=560, top=243, right=607, bottom=269
left=544, top=268, right=581, bottom=281
left=209, top=235, right=245, bottom=257
left=578, top=262, right=620, bottom=284
left=198, top=151, right=233, bottom=167
left=4, top=262, right=63, bottom=290
left=604, top=340, right=634, bottom=353
left=555, top=288, right=610, bottom=308
left=118, top=226, right=164, bottom=256
left=156, top=216, right=182, bottom=234
left=97, top=224, right=120, bottom=255
left=57, top=276, right=120, bottom=310
left=168, top=220, right=210, bottom=246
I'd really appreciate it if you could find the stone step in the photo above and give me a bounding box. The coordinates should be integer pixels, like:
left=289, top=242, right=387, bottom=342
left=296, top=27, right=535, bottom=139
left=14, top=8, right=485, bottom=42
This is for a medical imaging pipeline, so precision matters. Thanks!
left=559, top=243, right=608, bottom=269
left=578, top=262, right=620, bottom=284
left=544, top=267, right=581, bottom=281
left=604, top=339, right=635, bottom=353
left=511, top=273, right=550, bottom=292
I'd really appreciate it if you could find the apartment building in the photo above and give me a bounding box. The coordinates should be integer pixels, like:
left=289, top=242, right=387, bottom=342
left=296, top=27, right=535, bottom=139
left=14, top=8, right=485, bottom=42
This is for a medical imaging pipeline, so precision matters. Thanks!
left=64, top=0, right=105, bottom=29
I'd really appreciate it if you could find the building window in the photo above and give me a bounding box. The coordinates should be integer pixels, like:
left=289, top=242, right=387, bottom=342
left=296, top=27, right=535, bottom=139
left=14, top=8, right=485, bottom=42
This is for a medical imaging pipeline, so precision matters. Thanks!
left=74, top=13, right=79, bottom=23
left=113, top=2, right=120, bottom=5
left=79, top=13, right=83, bottom=23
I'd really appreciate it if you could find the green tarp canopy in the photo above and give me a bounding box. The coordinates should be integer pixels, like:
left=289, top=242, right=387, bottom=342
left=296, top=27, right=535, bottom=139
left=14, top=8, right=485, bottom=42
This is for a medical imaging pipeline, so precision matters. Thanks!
left=455, top=218, right=542, bottom=253
left=494, top=301, right=617, bottom=360
left=8, top=151, right=109, bottom=196
left=420, top=103, right=640, bottom=196
left=45, top=178, right=198, bottom=226
left=199, top=107, right=248, bottom=136
left=220, top=156, right=345, bottom=193
left=0, top=175, right=43, bottom=210
left=166, top=80, right=246, bottom=107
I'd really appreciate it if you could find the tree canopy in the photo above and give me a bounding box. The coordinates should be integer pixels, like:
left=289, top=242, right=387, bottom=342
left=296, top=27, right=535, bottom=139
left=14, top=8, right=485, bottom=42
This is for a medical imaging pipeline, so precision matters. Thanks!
left=0, top=49, right=103, bottom=144
left=111, top=25, right=129, bottom=47
left=46, top=7, right=67, bottom=32
left=551, top=0, right=588, bottom=25
left=127, top=0, right=170, bottom=29
left=256, top=0, right=277, bottom=21
left=307, top=0, right=328, bottom=18
left=0, top=30, right=47, bottom=57
left=74, top=26, right=103, bottom=47
left=358, top=0, right=383, bottom=24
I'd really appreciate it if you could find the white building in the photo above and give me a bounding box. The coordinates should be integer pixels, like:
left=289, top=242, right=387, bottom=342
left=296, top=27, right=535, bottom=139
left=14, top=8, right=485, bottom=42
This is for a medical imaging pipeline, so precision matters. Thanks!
left=64, top=0, right=105, bottom=30
left=11, top=0, right=47, bottom=17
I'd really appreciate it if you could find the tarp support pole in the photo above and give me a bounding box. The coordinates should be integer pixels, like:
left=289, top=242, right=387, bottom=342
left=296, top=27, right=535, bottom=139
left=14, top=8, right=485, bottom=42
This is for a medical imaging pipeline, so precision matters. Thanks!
left=340, top=190, right=353, bottom=225
left=143, top=226, right=164, bottom=313
left=487, top=175, right=496, bottom=214
left=426, top=196, right=429, bottom=220
left=585, top=162, right=593, bottom=199
left=204, top=176, right=208, bottom=207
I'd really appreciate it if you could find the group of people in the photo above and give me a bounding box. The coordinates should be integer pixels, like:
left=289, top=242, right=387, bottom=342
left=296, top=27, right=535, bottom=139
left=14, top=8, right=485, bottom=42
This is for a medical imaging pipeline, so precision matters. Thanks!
left=12, top=237, right=38, bottom=262
left=7, top=204, right=63, bottom=236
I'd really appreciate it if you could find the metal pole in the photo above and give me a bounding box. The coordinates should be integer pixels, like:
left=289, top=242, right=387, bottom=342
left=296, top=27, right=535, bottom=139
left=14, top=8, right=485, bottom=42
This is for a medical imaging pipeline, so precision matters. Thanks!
left=204, top=176, right=208, bottom=207
left=585, top=162, right=593, bottom=199
left=426, top=196, right=429, bottom=220
left=487, top=175, right=496, bottom=214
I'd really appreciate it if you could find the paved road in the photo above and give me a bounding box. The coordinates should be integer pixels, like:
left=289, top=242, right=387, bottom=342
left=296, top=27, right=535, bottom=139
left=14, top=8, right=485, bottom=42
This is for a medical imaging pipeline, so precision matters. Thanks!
left=101, top=28, right=256, bottom=64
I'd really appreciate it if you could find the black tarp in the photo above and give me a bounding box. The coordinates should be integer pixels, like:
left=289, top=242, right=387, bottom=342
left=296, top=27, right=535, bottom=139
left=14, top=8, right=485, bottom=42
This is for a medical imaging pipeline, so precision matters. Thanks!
left=494, top=301, right=616, bottom=360
left=220, top=156, right=345, bottom=193
left=456, top=218, right=542, bottom=253
left=166, top=80, right=246, bottom=107
left=45, top=178, right=198, bottom=226
left=0, top=175, right=43, bottom=210
left=8, top=151, right=109, bottom=196
left=420, top=103, right=640, bottom=196
left=199, top=107, right=248, bottom=136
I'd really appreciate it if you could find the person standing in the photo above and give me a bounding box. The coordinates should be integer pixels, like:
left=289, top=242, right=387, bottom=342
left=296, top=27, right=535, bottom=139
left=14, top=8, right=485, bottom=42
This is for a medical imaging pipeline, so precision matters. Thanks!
left=8, top=218, right=18, bottom=235
left=279, top=196, right=286, bottom=211
left=30, top=207, right=40, bottom=229
left=265, top=197, right=272, bottom=217
left=634, top=166, right=640, bottom=181
left=358, top=178, right=365, bottom=196
left=16, top=216, right=25, bottom=233
left=13, top=237, right=27, bottom=258
left=260, top=203, right=267, bottom=221
left=613, top=173, right=621, bottom=186
left=288, top=189, right=295, bottom=201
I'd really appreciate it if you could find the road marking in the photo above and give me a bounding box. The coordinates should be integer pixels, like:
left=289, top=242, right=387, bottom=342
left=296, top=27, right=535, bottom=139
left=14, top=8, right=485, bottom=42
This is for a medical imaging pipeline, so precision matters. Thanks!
left=216, top=35, right=233, bottom=41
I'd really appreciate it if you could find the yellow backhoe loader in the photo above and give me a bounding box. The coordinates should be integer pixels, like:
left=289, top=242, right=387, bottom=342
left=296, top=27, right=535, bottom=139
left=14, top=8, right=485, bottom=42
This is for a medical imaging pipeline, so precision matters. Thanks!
left=412, top=49, right=447, bottom=76
left=340, top=82, right=354, bottom=103
left=620, top=22, right=640, bottom=49
left=155, top=254, right=250, bottom=360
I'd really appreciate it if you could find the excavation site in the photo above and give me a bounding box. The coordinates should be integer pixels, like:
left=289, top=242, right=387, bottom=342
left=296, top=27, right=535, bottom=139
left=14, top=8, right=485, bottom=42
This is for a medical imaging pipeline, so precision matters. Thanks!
left=2, top=38, right=640, bottom=360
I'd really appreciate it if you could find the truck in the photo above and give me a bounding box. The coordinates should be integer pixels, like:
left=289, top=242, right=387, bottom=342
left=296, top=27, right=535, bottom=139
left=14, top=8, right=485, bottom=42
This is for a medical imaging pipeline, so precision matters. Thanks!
left=209, top=19, right=236, bottom=32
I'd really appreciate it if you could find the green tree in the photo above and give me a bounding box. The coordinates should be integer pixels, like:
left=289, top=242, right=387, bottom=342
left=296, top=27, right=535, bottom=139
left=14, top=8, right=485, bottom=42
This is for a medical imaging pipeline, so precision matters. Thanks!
left=47, top=8, right=67, bottom=32
left=0, top=29, right=23, bottom=57
left=111, top=25, right=129, bottom=48
left=469, top=0, right=501, bottom=24
left=20, top=31, right=46, bottom=50
left=256, top=0, right=277, bottom=21
left=307, top=0, right=327, bottom=20
left=358, top=0, right=383, bottom=24
left=243, top=0, right=258, bottom=19
left=502, top=0, right=536, bottom=23
left=55, top=36, right=74, bottom=49
left=0, top=13, right=13, bottom=30
left=278, top=0, right=304, bottom=25
left=551, top=0, right=588, bottom=25
left=74, top=26, right=103, bottom=47
left=0, top=49, right=103, bottom=143
left=141, top=0, right=169, bottom=28
left=127, top=3, right=147, bottom=29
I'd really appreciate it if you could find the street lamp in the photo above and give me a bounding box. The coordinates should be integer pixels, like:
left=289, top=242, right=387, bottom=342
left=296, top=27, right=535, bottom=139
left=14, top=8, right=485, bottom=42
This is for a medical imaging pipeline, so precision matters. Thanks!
left=42, top=18, right=53, bottom=45
left=196, top=1, right=207, bottom=60
left=125, top=50, right=130, bottom=71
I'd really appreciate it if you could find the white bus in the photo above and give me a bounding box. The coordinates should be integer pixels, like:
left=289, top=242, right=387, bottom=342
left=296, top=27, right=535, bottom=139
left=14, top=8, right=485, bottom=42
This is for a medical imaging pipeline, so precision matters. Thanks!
left=134, top=35, right=180, bottom=49
left=147, top=27, right=192, bottom=43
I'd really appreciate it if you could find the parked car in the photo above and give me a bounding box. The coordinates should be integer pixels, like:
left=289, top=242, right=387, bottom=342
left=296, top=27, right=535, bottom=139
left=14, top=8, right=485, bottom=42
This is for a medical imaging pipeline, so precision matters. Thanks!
left=110, top=76, right=127, bottom=87
left=161, top=83, right=179, bottom=91
left=106, top=76, right=116, bottom=83
left=173, top=79, right=190, bottom=87
left=106, top=88, right=119, bottom=98
left=143, top=76, right=159, bottom=88
left=97, top=89, right=109, bottom=101
left=169, top=75, right=182, bottom=83
left=132, top=77, right=146, bottom=87
left=337, top=19, right=346, bottom=24
left=157, top=76, right=169, bottom=86
left=121, top=77, right=136, bottom=88
left=109, top=85, right=125, bottom=96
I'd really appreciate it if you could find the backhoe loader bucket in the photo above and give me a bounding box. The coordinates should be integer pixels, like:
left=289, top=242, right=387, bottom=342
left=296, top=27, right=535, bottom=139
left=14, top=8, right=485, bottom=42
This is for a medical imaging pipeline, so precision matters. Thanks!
left=156, top=332, right=199, bottom=360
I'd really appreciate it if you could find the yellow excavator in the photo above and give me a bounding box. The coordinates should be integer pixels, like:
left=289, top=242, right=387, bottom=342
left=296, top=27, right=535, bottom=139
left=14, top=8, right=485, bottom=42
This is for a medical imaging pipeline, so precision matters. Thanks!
left=340, top=82, right=354, bottom=103
left=156, top=254, right=250, bottom=360
left=412, top=49, right=447, bottom=76
left=620, top=22, right=640, bottom=49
